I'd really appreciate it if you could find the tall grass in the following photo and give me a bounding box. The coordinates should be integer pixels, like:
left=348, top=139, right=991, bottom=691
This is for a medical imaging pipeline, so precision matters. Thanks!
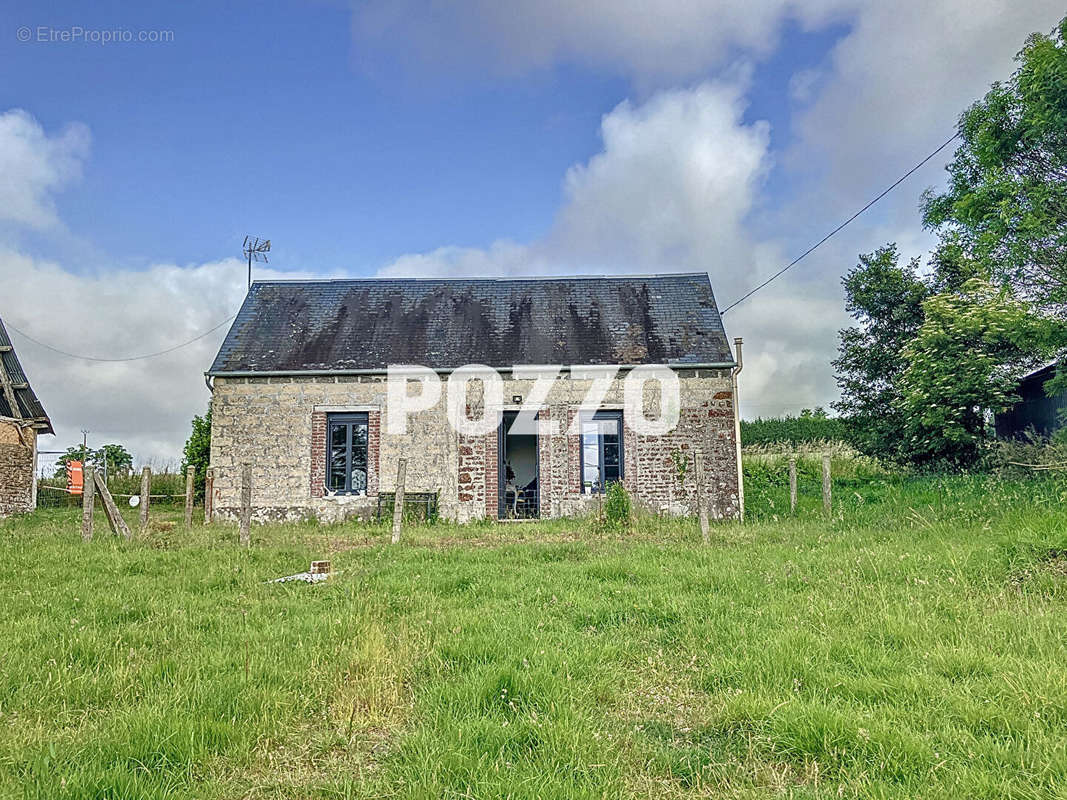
left=2, top=473, right=1067, bottom=798
left=743, top=440, right=891, bottom=522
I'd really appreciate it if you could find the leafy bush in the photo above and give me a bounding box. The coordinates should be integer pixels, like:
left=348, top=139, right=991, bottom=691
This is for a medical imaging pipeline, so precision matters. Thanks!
left=603, top=481, right=632, bottom=530
left=181, top=408, right=212, bottom=501
left=987, top=436, right=1067, bottom=479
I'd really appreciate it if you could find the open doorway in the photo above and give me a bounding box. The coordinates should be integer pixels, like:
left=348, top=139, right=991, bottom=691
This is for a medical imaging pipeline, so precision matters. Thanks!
left=498, top=410, right=539, bottom=519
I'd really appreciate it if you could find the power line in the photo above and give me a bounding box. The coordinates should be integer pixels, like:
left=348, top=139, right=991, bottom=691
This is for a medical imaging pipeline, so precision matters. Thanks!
left=719, top=131, right=961, bottom=316
left=5, top=312, right=238, bottom=363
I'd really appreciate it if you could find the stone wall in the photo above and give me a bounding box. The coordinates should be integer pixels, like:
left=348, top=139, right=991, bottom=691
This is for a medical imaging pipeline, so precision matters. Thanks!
left=208, top=369, right=740, bottom=524
left=0, top=421, right=36, bottom=517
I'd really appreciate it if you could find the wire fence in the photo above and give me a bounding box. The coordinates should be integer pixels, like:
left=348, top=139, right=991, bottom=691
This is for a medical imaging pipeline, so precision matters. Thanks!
left=37, top=473, right=189, bottom=508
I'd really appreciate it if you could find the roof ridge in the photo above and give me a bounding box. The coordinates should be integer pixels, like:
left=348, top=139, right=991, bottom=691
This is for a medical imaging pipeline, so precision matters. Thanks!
left=249, top=272, right=710, bottom=286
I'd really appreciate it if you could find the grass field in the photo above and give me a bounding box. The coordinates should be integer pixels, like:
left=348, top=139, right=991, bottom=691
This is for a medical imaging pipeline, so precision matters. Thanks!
left=2, top=473, right=1067, bottom=798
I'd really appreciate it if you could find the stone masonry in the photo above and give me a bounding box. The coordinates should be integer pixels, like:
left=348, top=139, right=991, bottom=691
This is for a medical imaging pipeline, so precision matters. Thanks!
left=0, top=421, right=37, bottom=517
left=208, top=369, right=741, bottom=523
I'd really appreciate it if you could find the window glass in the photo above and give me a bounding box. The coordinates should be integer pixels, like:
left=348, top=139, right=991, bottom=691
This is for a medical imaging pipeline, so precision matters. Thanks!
left=326, top=413, right=369, bottom=494
left=581, top=419, right=601, bottom=491
left=580, top=412, right=623, bottom=493
left=328, top=424, right=348, bottom=493
left=350, top=423, right=368, bottom=494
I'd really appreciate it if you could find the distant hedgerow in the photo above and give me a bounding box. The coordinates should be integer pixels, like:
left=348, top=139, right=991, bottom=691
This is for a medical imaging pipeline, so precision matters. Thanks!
left=741, top=408, right=852, bottom=447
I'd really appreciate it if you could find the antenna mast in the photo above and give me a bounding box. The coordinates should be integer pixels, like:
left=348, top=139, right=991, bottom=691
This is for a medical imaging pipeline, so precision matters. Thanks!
left=242, top=236, right=271, bottom=289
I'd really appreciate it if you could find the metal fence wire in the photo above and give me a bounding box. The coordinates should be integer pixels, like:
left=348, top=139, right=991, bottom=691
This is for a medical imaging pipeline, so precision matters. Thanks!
left=376, top=491, right=439, bottom=524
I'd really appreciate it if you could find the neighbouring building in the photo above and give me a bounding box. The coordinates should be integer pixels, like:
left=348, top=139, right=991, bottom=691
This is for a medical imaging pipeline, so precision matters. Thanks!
left=0, top=316, right=53, bottom=516
left=995, top=363, right=1067, bottom=440
left=206, top=274, right=743, bottom=524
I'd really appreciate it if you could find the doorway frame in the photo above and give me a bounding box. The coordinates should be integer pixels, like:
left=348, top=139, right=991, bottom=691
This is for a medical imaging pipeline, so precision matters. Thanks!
left=497, top=410, right=540, bottom=520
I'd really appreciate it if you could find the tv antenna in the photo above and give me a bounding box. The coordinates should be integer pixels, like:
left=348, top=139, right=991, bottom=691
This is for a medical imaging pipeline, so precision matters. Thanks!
left=243, top=236, right=271, bottom=289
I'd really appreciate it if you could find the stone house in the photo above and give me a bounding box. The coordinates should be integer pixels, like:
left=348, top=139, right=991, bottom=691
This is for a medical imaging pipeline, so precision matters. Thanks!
left=206, top=274, right=743, bottom=523
left=0, top=316, right=53, bottom=516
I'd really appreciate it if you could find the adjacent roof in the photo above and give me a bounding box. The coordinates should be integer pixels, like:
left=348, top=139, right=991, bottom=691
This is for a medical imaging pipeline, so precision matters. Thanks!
left=1019, top=362, right=1058, bottom=386
left=208, top=273, right=734, bottom=375
left=0, top=316, right=53, bottom=434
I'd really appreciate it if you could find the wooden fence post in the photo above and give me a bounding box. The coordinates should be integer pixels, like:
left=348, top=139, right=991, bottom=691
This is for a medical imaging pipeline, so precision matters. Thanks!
left=81, top=466, right=95, bottom=542
left=821, top=454, right=832, bottom=515
left=694, top=450, right=709, bottom=545
left=788, top=458, right=798, bottom=514
left=140, top=466, right=151, bottom=529
left=94, top=472, right=132, bottom=540
left=391, top=458, right=407, bottom=544
left=239, top=463, right=252, bottom=547
left=184, top=465, right=195, bottom=526
left=204, top=468, right=214, bottom=524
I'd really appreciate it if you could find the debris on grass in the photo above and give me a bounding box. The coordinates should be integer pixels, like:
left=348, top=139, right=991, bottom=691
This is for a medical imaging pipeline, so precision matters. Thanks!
left=270, top=560, right=333, bottom=584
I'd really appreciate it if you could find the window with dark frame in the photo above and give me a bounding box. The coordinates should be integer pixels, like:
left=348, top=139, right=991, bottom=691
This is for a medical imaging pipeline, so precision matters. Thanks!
left=326, top=412, right=369, bottom=495
left=579, top=410, right=623, bottom=493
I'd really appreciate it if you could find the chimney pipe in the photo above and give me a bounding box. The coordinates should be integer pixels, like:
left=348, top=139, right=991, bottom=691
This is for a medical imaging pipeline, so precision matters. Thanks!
left=731, top=336, right=745, bottom=522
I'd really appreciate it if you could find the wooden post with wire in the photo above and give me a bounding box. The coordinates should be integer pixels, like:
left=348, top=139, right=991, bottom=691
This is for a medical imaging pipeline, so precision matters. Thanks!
left=94, top=471, right=131, bottom=540
left=204, top=467, right=214, bottom=524
left=694, top=450, right=709, bottom=544
left=789, top=458, right=798, bottom=514
left=184, top=465, right=195, bottom=526
left=81, top=466, right=95, bottom=541
left=821, top=454, right=832, bottom=515
left=139, top=466, right=151, bottom=530
left=239, top=463, right=252, bottom=547
left=391, top=458, right=407, bottom=544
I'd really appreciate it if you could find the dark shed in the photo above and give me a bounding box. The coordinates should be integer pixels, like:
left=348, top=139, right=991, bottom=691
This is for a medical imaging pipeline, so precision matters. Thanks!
left=995, top=364, right=1067, bottom=440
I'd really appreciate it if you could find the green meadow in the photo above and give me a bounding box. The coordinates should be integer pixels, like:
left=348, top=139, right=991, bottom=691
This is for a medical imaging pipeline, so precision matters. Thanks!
left=2, top=472, right=1066, bottom=798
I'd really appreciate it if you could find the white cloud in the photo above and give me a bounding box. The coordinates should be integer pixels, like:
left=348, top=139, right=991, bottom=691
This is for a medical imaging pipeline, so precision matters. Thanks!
left=1, top=249, right=319, bottom=467
left=549, top=82, right=770, bottom=286
left=351, top=0, right=858, bottom=84
left=377, top=79, right=847, bottom=418
left=0, top=109, right=90, bottom=229
left=788, top=68, right=822, bottom=104
left=384, top=80, right=778, bottom=296
left=781, top=0, right=1062, bottom=217
left=789, top=0, right=1064, bottom=207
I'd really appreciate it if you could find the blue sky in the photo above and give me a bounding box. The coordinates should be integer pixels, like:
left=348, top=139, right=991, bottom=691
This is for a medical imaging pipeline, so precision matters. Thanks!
left=0, top=0, right=1062, bottom=462
left=4, top=1, right=842, bottom=273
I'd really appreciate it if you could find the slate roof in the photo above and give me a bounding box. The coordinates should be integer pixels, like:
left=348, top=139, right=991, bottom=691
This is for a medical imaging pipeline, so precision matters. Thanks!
left=208, top=273, right=734, bottom=375
left=0, top=316, right=53, bottom=434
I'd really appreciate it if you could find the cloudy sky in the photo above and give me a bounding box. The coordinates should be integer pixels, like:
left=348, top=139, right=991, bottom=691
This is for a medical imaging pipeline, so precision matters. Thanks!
left=1, top=0, right=1062, bottom=467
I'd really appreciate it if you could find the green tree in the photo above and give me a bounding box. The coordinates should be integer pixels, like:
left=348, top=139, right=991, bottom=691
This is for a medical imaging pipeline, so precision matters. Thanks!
left=832, top=245, right=929, bottom=458
left=53, top=443, right=132, bottom=478
left=91, top=444, right=133, bottom=477
left=895, top=279, right=1061, bottom=466
left=53, top=445, right=91, bottom=478
left=922, top=17, right=1067, bottom=310
left=181, top=408, right=212, bottom=501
